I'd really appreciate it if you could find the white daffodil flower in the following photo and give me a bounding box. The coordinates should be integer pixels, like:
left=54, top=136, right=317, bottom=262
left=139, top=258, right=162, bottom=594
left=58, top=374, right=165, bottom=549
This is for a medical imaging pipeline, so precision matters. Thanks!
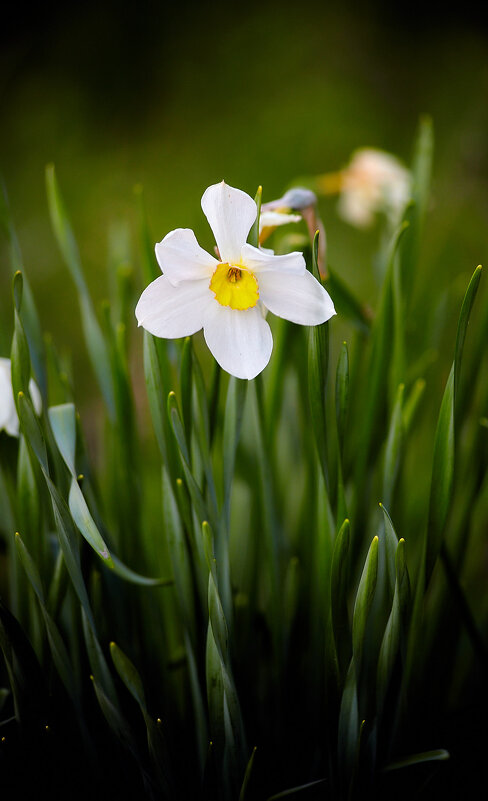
left=136, top=181, right=335, bottom=380
left=337, top=148, right=411, bottom=228
left=0, top=357, right=42, bottom=437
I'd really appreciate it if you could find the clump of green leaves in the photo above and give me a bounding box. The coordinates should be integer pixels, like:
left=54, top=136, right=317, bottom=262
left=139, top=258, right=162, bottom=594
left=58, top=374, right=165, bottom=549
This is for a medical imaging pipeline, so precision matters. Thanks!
left=0, top=120, right=486, bottom=800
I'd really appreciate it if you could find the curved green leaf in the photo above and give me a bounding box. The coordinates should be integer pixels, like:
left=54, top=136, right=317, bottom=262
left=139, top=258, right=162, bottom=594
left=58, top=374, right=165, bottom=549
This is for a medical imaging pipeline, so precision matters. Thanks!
left=384, top=748, right=449, bottom=772
left=110, top=641, right=147, bottom=712
left=46, top=164, right=114, bottom=417
left=48, top=403, right=77, bottom=476
left=352, top=536, right=379, bottom=673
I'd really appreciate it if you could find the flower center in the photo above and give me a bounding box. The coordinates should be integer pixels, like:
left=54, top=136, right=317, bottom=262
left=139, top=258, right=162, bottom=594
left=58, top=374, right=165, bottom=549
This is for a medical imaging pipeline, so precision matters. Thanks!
left=209, top=263, right=259, bottom=310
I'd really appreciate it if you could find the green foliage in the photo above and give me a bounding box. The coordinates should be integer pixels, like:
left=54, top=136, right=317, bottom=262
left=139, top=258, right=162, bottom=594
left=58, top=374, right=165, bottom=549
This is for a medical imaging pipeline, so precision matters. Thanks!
left=0, top=126, right=486, bottom=800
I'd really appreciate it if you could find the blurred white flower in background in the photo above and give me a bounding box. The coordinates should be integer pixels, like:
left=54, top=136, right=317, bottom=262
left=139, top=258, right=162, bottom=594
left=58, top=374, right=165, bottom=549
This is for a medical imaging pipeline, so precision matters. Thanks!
left=136, top=181, right=335, bottom=380
left=0, top=357, right=42, bottom=437
left=317, top=148, right=411, bottom=228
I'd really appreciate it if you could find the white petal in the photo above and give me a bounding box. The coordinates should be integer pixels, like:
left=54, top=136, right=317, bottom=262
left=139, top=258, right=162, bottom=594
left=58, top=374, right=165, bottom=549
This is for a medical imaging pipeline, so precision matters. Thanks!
left=29, top=378, right=42, bottom=416
left=155, top=228, right=218, bottom=286
left=4, top=406, right=20, bottom=437
left=259, top=269, right=336, bottom=326
left=201, top=182, right=257, bottom=264
left=0, top=358, right=41, bottom=436
left=337, top=191, right=373, bottom=228
left=136, top=275, right=213, bottom=338
left=259, top=211, right=301, bottom=233
left=240, top=243, right=306, bottom=275
left=203, top=304, right=273, bottom=380
left=0, top=360, right=15, bottom=433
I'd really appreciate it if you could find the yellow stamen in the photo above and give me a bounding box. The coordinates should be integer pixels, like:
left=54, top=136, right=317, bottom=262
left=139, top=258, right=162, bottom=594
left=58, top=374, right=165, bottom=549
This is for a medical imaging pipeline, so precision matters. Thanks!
left=210, top=263, right=259, bottom=310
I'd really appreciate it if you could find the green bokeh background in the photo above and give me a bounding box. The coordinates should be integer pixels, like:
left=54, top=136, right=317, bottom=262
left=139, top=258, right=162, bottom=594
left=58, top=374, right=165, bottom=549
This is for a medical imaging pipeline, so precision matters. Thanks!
left=1, top=1, right=487, bottom=399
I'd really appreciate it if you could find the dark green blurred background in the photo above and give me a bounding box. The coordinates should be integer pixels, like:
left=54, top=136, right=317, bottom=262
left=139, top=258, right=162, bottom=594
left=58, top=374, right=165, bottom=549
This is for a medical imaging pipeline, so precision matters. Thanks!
left=1, top=0, right=487, bottom=400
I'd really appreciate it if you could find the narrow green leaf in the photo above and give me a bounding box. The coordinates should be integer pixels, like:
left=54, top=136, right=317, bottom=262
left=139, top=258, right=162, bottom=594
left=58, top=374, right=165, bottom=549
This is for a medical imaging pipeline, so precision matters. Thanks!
left=192, top=351, right=219, bottom=524
left=206, top=623, right=245, bottom=790
left=352, top=536, right=379, bottom=673
left=426, top=265, right=481, bottom=581
left=376, top=538, right=408, bottom=712
left=326, top=267, right=371, bottom=333
left=402, top=378, right=425, bottom=431
left=180, top=337, right=193, bottom=454
left=162, top=467, right=197, bottom=636
left=382, top=383, right=404, bottom=509
left=143, top=332, right=165, bottom=459
left=110, top=641, right=147, bottom=712
left=266, top=778, right=326, bottom=800
left=249, top=185, right=262, bottom=248
left=45, top=164, right=84, bottom=291
left=14, top=533, right=45, bottom=603
left=207, top=568, right=229, bottom=662
left=82, top=611, right=117, bottom=706
left=145, top=716, right=174, bottom=799
left=239, top=747, right=257, bottom=801
left=0, top=688, right=10, bottom=713
left=192, top=350, right=211, bottom=448
left=134, top=184, right=159, bottom=284
left=90, top=674, right=137, bottom=753
left=41, top=470, right=95, bottom=631
left=379, top=504, right=399, bottom=595
left=11, top=272, right=31, bottom=403
left=390, top=245, right=406, bottom=401
left=205, top=537, right=245, bottom=781
left=68, top=479, right=114, bottom=567
left=454, top=265, right=482, bottom=403
left=12, top=269, right=23, bottom=316
left=337, top=659, right=359, bottom=779
left=111, top=637, right=174, bottom=796
left=43, top=608, right=78, bottom=700
left=168, top=391, right=190, bottom=465
left=110, top=555, right=173, bottom=587
left=48, top=403, right=77, bottom=476
left=17, top=391, right=48, bottom=474
left=384, top=748, right=449, bottom=772
left=16, top=436, right=41, bottom=558
left=206, top=623, right=226, bottom=746
left=426, top=365, right=454, bottom=578
left=335, top=341, right=349, bottom=455
left=184, top=629, right=208, bottom=773
left=1, top=184, right=47, bottom=396
left=47, top=548, right=69, bottom=618
left=328, top=519, right=350, bottom=679
left=45, top=164, right=115, bottom=417
left=168, top=391, right=208, bottom=524
left=411, top=115, right=434, bottom=227
left=308, top=232, right=330, bottom=486
left=143, top=332, right=178, bottom=480
left=222, top=377, right=247, bottom=521
left=354, top=222, right=409, bottom=493
left=283, top=556, right=300, bottom=633
left=0, top=597, right=47, bottom=725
